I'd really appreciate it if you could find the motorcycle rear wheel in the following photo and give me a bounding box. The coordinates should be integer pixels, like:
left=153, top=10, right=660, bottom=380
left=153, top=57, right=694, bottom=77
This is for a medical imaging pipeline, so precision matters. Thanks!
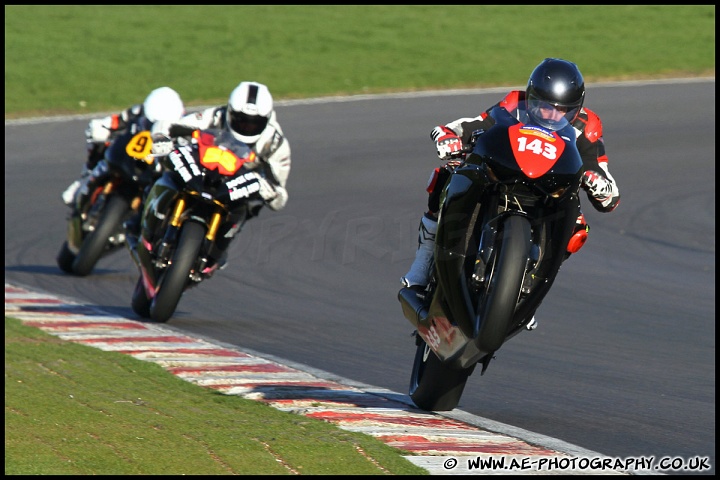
left=409, top=336, right=475, bottom=411
left=150, top=221, right=205, bottom=323
left=72, top=195, right=129, bottom=276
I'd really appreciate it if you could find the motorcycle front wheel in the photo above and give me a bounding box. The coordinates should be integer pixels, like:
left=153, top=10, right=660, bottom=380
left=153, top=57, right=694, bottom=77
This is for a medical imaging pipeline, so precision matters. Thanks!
left=131, top=276, right=151, bottom=318
left=475, top=215, right=532, bottom=353
left=72, top=195, right=129, bottom=276
left=56, top=241, right=76, bottom=273
left=150, top=221, right=205, bottom=322
left=409, top=335, right=475, bottom=411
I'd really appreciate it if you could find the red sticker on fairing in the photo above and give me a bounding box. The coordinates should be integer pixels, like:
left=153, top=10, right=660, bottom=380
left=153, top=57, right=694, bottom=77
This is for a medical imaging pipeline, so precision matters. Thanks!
left=508, top=123, right=565, bottom=178
left=195, top=130, right=256, bottom=176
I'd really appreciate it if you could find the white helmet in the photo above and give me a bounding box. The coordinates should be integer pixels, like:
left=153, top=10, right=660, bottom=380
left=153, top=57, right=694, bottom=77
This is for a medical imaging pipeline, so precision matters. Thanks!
left=143, top=86, right=185, bottom=124
left=226, top=81, right=273, bottom=144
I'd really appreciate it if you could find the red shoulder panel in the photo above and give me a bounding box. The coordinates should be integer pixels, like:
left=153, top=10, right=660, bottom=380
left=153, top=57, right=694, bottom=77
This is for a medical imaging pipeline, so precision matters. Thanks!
left=582, top=108, right=603, bottom=142
left=498, top=90, right=522, bottom=112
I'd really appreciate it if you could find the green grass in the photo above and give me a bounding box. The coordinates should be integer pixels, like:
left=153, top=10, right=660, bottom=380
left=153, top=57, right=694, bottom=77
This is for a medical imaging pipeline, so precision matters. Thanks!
left=4, top=5, right=715, bottom=118
left=5, top=317, right=427, bottom=475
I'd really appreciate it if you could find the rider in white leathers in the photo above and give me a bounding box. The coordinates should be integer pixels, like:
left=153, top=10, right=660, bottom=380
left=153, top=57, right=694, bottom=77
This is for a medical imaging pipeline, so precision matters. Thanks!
left=152, top=81, right=292, bottom=274
left=171, top=81, right=291, bottom=212
left=61, top=86, right=186, bottom=206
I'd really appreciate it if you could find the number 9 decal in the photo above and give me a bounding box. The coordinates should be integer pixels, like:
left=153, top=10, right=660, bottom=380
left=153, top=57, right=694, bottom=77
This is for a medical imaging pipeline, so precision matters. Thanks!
left=126, top=131, right=154, bottom=163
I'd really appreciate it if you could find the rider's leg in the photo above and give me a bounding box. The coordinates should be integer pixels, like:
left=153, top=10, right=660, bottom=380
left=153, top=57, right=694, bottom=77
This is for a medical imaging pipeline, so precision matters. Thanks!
left=401, top=212, right=438, bottom=288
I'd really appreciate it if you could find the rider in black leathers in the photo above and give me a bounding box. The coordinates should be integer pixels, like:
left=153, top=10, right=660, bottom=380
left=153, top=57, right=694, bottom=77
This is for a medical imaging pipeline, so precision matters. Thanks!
left=401, top=58, right=621, bottom=330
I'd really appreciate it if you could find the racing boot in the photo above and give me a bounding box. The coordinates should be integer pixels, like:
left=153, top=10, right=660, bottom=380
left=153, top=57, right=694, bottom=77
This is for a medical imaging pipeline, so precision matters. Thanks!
left=565, top=213, right=589, bottom=259
left=400, top=214, right=437, bottom=289
left=202, top=250, right=228, bottom=278
left=61, top=180, right=82, bottom=206
left=61, top=166, right=91, bottom=206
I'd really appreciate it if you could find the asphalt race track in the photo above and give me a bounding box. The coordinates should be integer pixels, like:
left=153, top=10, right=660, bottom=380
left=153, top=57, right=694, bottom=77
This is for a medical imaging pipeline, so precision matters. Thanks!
left=5, top=79, right=715, bottom=474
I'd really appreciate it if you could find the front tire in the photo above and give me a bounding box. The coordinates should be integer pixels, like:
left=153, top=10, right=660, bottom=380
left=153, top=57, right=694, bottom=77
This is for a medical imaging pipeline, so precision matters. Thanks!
left=72, top=195, right=129, bottom=276
left=131, top=276, right=151, bottom=318
left=56, top=241, right=76, bottom=273
left=150, top=221, right=205, bottom=322
left=409, top=336, right=475, bottom=411
left=476, top=215, right=532, bottom=353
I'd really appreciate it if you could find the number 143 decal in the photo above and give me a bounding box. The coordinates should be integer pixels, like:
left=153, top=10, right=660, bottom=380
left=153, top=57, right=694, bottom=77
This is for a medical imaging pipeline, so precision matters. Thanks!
left=509, top=123, right=566, bottom=178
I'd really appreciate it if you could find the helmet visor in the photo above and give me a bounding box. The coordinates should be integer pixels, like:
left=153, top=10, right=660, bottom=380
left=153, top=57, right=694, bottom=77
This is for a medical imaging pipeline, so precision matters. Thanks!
left=228, top=110, right=269, bottom=139
left=527, top=95, right=579, bottom=131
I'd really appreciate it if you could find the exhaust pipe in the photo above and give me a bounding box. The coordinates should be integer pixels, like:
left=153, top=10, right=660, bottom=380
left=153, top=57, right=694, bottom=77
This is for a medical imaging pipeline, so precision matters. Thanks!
left=398, top=287, right=429, bottom=328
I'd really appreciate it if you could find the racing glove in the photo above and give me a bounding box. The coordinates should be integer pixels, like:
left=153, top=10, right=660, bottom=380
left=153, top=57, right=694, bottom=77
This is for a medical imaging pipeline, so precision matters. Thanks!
left=255, top=175, right=287, bottom=210
left=150, top=133, right=175, bottom=157
left=231, top=172, right=282, bottom=204
left=257, top=175, right=278, bottom=202
left=430, top=126, right=463, bottom=160
left=85, top=115, right=119, bottom=143
left=581, top=170, right=612, bottom=200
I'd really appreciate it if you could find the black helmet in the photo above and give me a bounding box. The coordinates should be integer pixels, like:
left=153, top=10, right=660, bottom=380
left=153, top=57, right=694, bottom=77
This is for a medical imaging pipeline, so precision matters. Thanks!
left=526, top=58, right=585, bottom=128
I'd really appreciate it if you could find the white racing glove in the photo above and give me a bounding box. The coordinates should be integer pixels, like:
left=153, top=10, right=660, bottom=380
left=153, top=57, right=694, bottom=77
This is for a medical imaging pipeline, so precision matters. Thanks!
left=85, top=116, right=114, bottom=143
left=227, top=171, right=288, bottom=211
left=581, top=170, right=612, bottom=200
left=254, top=171, right=289, bottom=211
left=258, top=175, right=289, bottom=210
left=149, top=120, right=178, bottom=157
left=264, top=184, right=288, bottom=211
left=430, top=126, right=463, bottom=160
left=150, top=134, right=174, bottom=157
left=257, top=175, right=278, bottom=202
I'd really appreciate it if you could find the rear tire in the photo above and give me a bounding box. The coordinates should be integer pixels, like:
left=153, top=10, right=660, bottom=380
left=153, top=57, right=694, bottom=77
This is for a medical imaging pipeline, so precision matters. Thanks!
left=150, top=221, right=205, bottom=322
left=72, top=195, right=129, bottom=276
left=409, top=336, right=475, bottom=411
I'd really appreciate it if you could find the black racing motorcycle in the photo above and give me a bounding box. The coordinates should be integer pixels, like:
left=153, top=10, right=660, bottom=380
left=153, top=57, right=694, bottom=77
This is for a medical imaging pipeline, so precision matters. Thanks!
left=399, top=105, right=586, bottom=411
left=57, top=130, right=160, bottom=276
left=128, top=128, right=267, bottom=323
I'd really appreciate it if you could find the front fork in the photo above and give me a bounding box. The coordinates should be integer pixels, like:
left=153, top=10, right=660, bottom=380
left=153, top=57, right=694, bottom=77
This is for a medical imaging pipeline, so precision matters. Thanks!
left=152, top=197, right=224, bottom=281
left=67, top=181, right=115, bottom=252
left=471, top=212, right=539, bottom=299
left=154, top=197, right=186, bottom=266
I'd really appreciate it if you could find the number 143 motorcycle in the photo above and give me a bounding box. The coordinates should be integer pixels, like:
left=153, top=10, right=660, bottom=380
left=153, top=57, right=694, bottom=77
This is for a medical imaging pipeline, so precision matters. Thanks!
left=399, top=104, right=589, bottom=411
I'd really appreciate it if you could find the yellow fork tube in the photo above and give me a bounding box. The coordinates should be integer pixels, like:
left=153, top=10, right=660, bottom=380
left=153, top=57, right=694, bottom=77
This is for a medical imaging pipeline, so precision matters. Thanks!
left=169, top=198, right=186, bottom=227
left=169, top=197, right=221, bottom=241
left=206, top=212, right=221, bottom=242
